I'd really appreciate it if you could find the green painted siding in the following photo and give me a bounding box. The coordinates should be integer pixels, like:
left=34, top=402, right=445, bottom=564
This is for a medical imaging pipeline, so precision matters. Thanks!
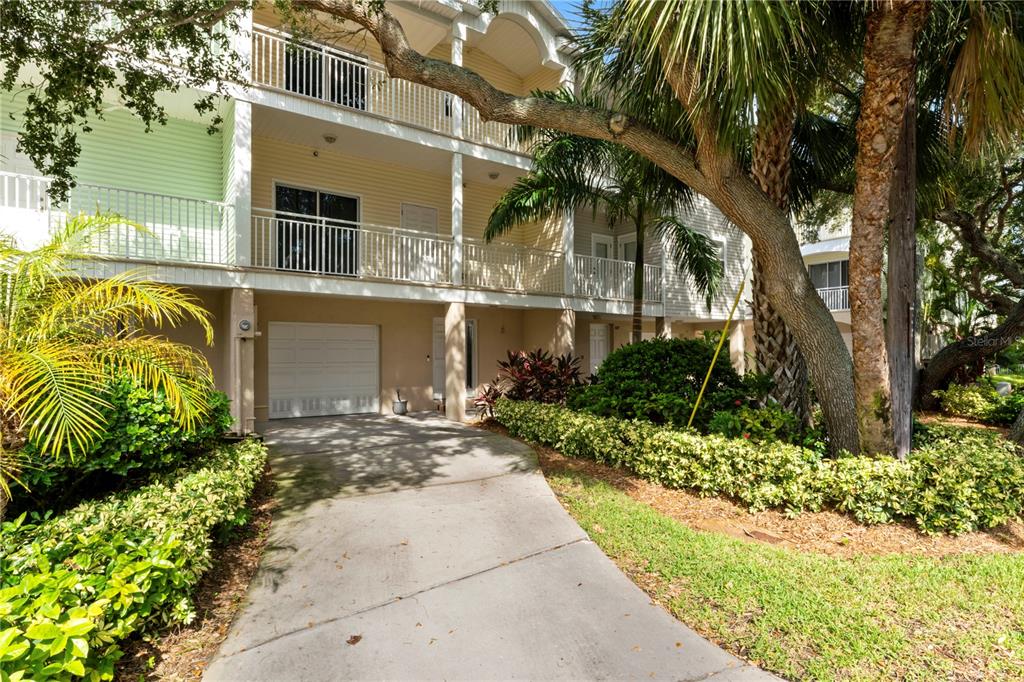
left=1, top=91, right=224, bottom=201
left=220, top=98, right=236, bottom=200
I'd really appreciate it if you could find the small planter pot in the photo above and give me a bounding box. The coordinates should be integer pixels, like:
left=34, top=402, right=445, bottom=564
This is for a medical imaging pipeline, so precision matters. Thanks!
left=392, top=399, right=409, bottom=415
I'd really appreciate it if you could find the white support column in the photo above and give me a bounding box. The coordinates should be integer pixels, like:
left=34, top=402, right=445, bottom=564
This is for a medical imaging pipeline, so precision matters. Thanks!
left=444, top=302, right=467, bottom=422
left=224, top=288, right=256, bottom=434
left=451, top=152, right=464, bottom=285
left=229, top=99, right=252, bottom=267
left=729, top=319, right=747, bottom=375
left=451, top=31, right=464, bottom=139
left=562, top=210, right=574, bottom=296
left=226, top=8, right=252, bottom=267
left=655, top=317, right=668, bottom=338
left=555, top=308, right=576, bottom=357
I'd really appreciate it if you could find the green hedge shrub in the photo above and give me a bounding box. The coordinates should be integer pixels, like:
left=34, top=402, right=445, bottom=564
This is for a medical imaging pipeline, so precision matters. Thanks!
left=494, top=399, right=1024, bottom=535
left=567, top=338, right=765, bottom=429
left=932, top=380, right=1024, bottom=426
left=0, top=439, right=266, bottom=681
left=20, top=376, right=232, bottom=498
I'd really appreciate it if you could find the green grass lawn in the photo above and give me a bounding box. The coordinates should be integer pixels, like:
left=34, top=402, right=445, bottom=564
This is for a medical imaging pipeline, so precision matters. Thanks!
left=548, top=471, right=1024, bottom=681
left=992, top=373, right=1024, bottom=387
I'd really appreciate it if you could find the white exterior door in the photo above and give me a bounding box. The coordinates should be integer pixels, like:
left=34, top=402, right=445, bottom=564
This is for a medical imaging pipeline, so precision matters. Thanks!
left=268, top=322, right=379, bottom=418
left=589, top=323, right=610, bottom=375
left=591, top=234, right=613, bottom=259
left=618, top=234, right=637, bottom=262
left=431, top=317, right=478, bottom=400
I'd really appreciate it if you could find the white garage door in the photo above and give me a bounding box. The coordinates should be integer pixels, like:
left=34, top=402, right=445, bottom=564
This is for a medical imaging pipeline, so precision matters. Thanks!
left=268, top=322, right=380, bottom=418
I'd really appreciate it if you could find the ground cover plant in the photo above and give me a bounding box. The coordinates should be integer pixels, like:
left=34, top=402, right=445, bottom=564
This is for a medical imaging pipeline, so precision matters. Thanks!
left=932, top=379, right=1024, bottom=427
left=548, top=470, right=1024, bottom=680
left=494, top=399, right=1024, bottom=535
left=0, top=439, right=267, bottom=681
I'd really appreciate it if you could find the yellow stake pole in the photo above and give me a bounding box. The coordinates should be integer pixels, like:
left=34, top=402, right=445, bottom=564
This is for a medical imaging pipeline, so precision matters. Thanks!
left=687, top=270, right=748, bottom=429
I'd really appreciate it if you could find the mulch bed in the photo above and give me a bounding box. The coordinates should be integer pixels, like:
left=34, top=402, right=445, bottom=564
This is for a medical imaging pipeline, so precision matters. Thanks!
left=478, top=420, right=1024, bottom=558
left=115, top=465, right=277, bottom=681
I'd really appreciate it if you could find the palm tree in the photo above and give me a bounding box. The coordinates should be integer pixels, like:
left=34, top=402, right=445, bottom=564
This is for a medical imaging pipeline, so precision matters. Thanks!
left=574, top=1, right=858, bottom=427
left=0, top=214, right=216, bottom=519
left=487, top=124, right=722, bottom=343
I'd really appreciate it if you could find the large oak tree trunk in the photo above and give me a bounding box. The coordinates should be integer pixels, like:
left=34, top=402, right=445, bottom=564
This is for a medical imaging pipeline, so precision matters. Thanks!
left=751, top=104, right=810, bottom=425
left=918, top=299, right=1024, bottom=409
left=850, top=0, right=929, bottom=454
left=887, top=83, right=918, bottom=460
left=1010, top=407, right=1024, bottom=446
left=314, top=0, right=862, bottom=455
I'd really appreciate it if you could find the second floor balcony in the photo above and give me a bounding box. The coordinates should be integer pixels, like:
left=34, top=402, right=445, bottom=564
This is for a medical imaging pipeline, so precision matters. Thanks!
left=0, top=172, right=663, bottom=305
left=817, top=285, right=849, bottom=311
left=251, top=26, right=525, bottom=154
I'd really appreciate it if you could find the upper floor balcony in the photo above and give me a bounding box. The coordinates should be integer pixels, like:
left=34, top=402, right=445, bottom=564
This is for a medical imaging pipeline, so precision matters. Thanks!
left=0, top=171, right=233, bottom=265
left=251, top=25, right=527, bottom=154
left=0, top=171, right=662, bottom=305
left=817, top=286, right=849, bottom=311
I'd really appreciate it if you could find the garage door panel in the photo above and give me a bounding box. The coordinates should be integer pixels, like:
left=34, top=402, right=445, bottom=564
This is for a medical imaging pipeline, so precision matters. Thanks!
left=268, top=322, right=380, bottom=419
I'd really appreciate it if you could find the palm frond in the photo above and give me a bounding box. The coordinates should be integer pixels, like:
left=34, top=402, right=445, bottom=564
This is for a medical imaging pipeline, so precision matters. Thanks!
left=595, top=0, right=833, bottom=149
left=3, top=345, right=109, bottom=460
left=89, top=334, right=213, bottom=429
left=34, top=272, right=214, bottom=345
left=650, top=215, right=723, bottom=308
left=940, top=1, right=1024, bottom=155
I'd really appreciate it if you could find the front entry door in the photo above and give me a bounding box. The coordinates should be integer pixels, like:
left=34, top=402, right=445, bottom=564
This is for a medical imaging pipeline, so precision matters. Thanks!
left=589, top=323, right=610, bottom=375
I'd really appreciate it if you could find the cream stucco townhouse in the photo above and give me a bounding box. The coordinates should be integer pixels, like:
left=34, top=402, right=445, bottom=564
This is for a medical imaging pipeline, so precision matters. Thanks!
left=0, top=1, right=750, bottom=434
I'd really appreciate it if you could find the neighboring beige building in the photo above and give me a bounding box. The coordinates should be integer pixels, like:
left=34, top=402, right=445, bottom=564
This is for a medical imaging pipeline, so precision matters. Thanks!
left=801, top=235, right=852, bottom=352
left=0, top=1, right=748, bottom=433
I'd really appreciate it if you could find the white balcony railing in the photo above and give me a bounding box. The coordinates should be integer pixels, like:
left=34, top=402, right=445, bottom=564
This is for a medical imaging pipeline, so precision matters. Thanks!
left=573, top=254, right=663, bottom=302
left=817, top=285, right=849, bottom=311
left=251, top=208, right=454, bottom=285
left=0, top=171, right=233, bottom=265
left=463, top=238, right=565, bottom=295
left=251, top=26, right=523, bottom=153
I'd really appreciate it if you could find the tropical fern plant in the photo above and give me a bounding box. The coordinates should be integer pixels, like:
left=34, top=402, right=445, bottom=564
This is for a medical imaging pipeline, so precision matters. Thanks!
left=0, top=213, right=216, bottom=519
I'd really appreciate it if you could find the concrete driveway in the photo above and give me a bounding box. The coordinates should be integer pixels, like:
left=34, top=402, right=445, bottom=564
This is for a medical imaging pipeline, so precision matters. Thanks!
left=205, top=414, right=775, bottom=681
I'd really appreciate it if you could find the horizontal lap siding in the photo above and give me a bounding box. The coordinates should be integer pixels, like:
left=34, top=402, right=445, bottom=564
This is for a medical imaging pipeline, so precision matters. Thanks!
left=662, top=198, right=748, bottom=320
left=252, top=136, right=451, bottom=232
left=463, top=48, right=526, bottom=96
left=2, top=92, right=224, bottom=201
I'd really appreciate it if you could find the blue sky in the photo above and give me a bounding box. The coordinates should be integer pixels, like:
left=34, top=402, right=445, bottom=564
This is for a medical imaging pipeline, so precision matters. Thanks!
left=549, top=0, right=583, bottom=31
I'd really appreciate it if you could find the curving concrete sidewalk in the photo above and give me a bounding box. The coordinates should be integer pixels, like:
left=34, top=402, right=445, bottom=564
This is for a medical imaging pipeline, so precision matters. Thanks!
left=204, top=414, right=777, bottom=681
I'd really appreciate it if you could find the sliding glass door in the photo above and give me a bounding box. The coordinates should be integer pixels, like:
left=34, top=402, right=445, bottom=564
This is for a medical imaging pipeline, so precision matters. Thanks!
left=275, top=184, right=359, bottom=276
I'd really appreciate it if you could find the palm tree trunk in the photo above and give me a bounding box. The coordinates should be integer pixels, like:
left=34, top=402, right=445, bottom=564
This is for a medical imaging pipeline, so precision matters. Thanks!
left=751, top=103, right=810, bottom=425
left=850, top=0, right=929, bottom=454
left=632, top=207, right=646, bottom=344
left=887, top=81, right=918, bottom=460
